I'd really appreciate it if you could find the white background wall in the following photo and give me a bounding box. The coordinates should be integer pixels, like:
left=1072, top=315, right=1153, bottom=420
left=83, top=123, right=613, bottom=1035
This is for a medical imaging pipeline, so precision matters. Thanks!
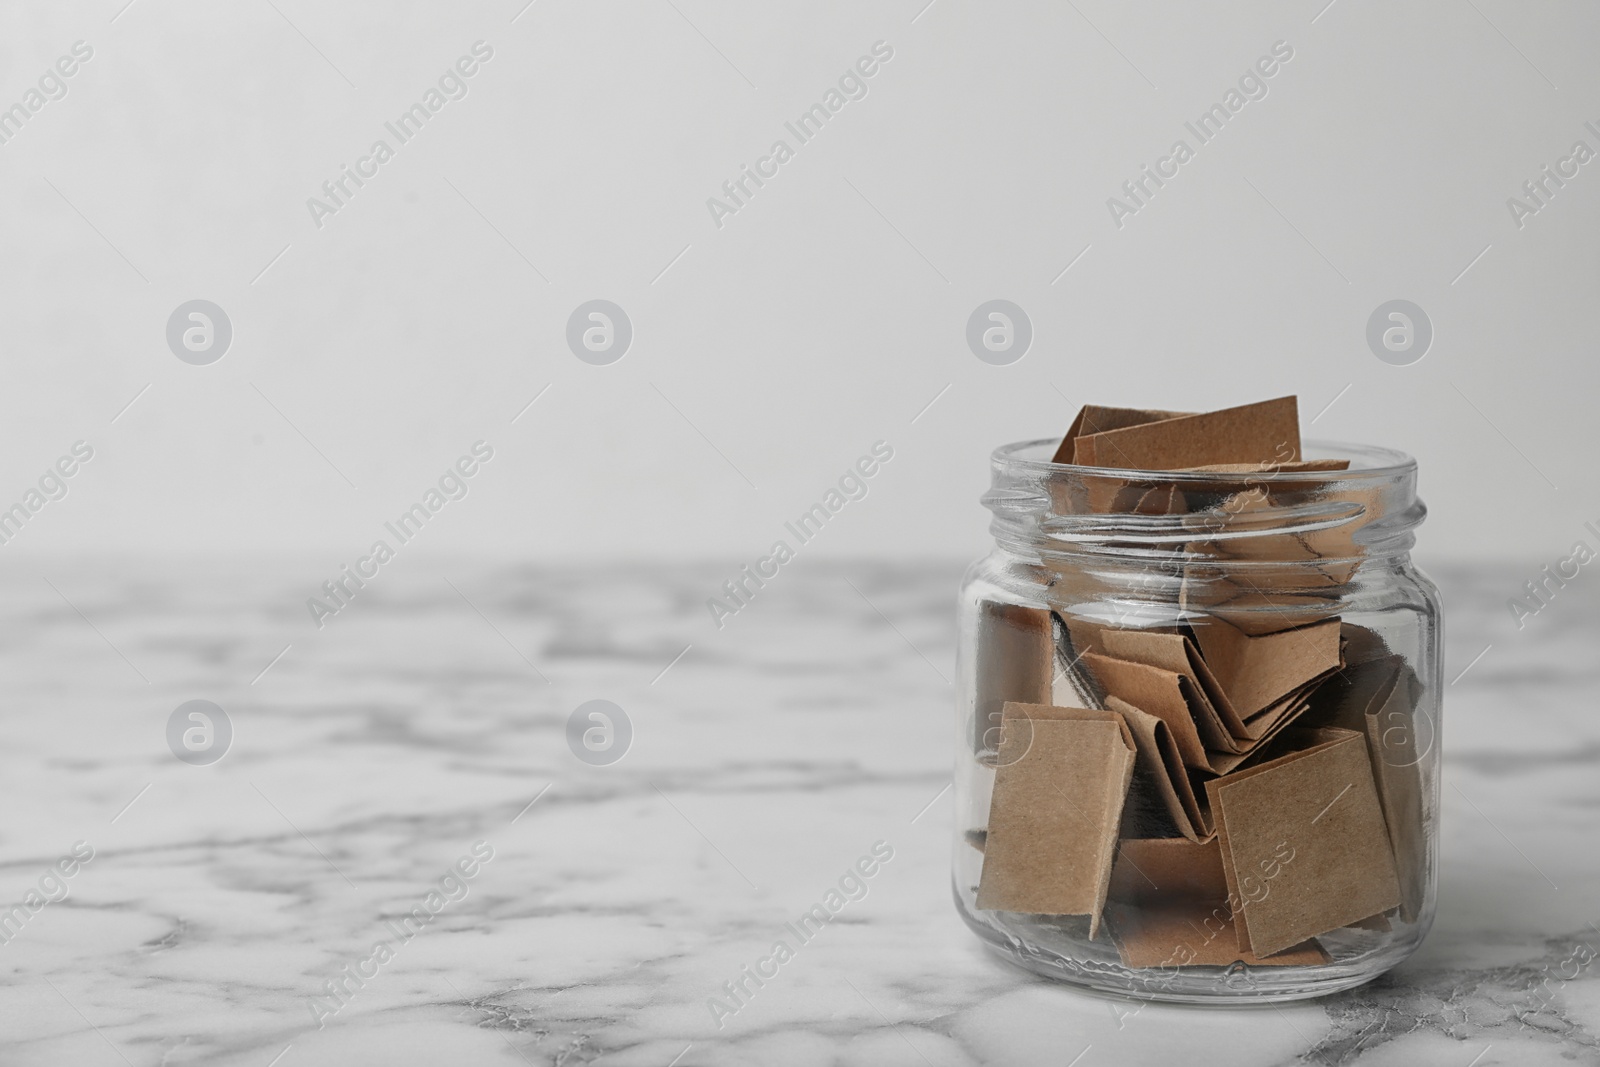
left=0, top=0, right=1595, bottom=569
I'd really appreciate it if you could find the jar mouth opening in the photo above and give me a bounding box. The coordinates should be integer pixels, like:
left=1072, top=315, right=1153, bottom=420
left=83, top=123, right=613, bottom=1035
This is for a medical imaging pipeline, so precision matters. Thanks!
left=984, top=437, right=1423, bottom=565
left=991, top=438, right=1416, bottom=483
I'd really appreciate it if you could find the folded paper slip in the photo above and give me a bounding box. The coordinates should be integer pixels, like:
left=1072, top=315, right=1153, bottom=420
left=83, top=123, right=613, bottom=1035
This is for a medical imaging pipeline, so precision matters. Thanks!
left=1108, top=837, right=1228, bottom=904
left=1191, top=616, right=1343, bottom=722
left=1051, top=612, right=1179, bottom=688
left=1232, top=685, right=1321, bottom=747
left=975, top=703, right=1137, bottom=936
left=1055, top=614, right=1177, bottom=703
left=1094, top=652, right=1331, bottom=777
left=1080, top=652, right=1219, bottom=770
left=1102, top=628, right=1261, bottom=743
left=1073, top=397, right=1301, bottom=471
left=1105, top=900, right=1330, bottom=970
left=972, top=602, right=1053, bottom=755
left=1106, top=696, right=1212, bottom=843
left=1204, top=726, right=1401, bottom=957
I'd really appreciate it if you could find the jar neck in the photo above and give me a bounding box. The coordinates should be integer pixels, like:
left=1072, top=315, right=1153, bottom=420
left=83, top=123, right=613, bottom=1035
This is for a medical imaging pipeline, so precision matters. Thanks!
left=983, top=438, right=1424, bottom=586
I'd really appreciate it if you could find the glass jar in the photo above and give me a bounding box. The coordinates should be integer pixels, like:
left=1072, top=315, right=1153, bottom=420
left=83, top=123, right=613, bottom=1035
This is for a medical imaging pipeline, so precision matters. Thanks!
left=952, top=438, right=1441, bottom=1002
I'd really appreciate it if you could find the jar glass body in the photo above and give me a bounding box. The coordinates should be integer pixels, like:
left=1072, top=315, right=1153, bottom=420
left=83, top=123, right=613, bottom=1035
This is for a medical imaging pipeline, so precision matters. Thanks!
left=952, top=439, right=1442, bottom=1002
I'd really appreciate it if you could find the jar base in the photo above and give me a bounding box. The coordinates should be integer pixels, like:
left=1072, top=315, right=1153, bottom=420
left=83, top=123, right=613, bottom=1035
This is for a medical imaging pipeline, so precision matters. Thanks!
left=960, top=899, right=1420, bottom=1004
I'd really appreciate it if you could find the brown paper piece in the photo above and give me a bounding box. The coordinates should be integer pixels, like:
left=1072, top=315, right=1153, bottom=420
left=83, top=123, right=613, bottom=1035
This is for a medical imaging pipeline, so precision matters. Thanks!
left=1074, top=397, right=1301, bottom=471
left=1107, top=697, right=1211, bottom=843
left=1080, top=652, right=1217, bottom=769
left=1054, top=614, right=1172, bottom=702
left=1108, top=837, right=1227, bottom=904
left=1203, top=689, right=1323, bottom=777
left=1205, top=727, right=1401, bottom=957
left=1192, top=617, right=1343, bottom=720
left=1221, top=686, right=1328, bottom=772
left=1101, top=629, right=1253, bottom=743
left=1052, top=404, right=1195, bottom=513
left=1363, top=668, right=1428, bottom=923
left=973, top=602, right=1053, bottom=755
left=1106, top=900, right=1330, bottom=969
left=1236, top=685, right=1315, bottom=739
left=1052, top=405, right=1194, bottom=464
left=976, top=703, right=1137, bottom=936
left=1082, top=651, right=1312, bottom=775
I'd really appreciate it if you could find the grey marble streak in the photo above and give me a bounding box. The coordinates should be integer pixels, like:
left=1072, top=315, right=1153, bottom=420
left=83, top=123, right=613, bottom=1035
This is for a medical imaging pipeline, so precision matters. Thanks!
left=0, top=558, right=1595, bottom=1066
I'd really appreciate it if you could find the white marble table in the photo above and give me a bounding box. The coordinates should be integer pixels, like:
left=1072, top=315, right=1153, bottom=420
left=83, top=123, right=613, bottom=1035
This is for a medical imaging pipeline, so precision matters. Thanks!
left=0, top=558, right=1594, bottom=1066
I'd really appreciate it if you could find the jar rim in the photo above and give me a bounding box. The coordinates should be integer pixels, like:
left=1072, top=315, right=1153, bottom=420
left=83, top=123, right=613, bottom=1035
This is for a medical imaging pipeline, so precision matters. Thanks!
left=983, top=436, right=1424, bottom=562
left=991, top=437, right=1416, bottom=483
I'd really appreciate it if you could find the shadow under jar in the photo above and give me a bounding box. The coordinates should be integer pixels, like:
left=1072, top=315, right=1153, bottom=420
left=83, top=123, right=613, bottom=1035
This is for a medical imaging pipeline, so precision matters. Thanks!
left=952, top=439, right=1442, bottom=1003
